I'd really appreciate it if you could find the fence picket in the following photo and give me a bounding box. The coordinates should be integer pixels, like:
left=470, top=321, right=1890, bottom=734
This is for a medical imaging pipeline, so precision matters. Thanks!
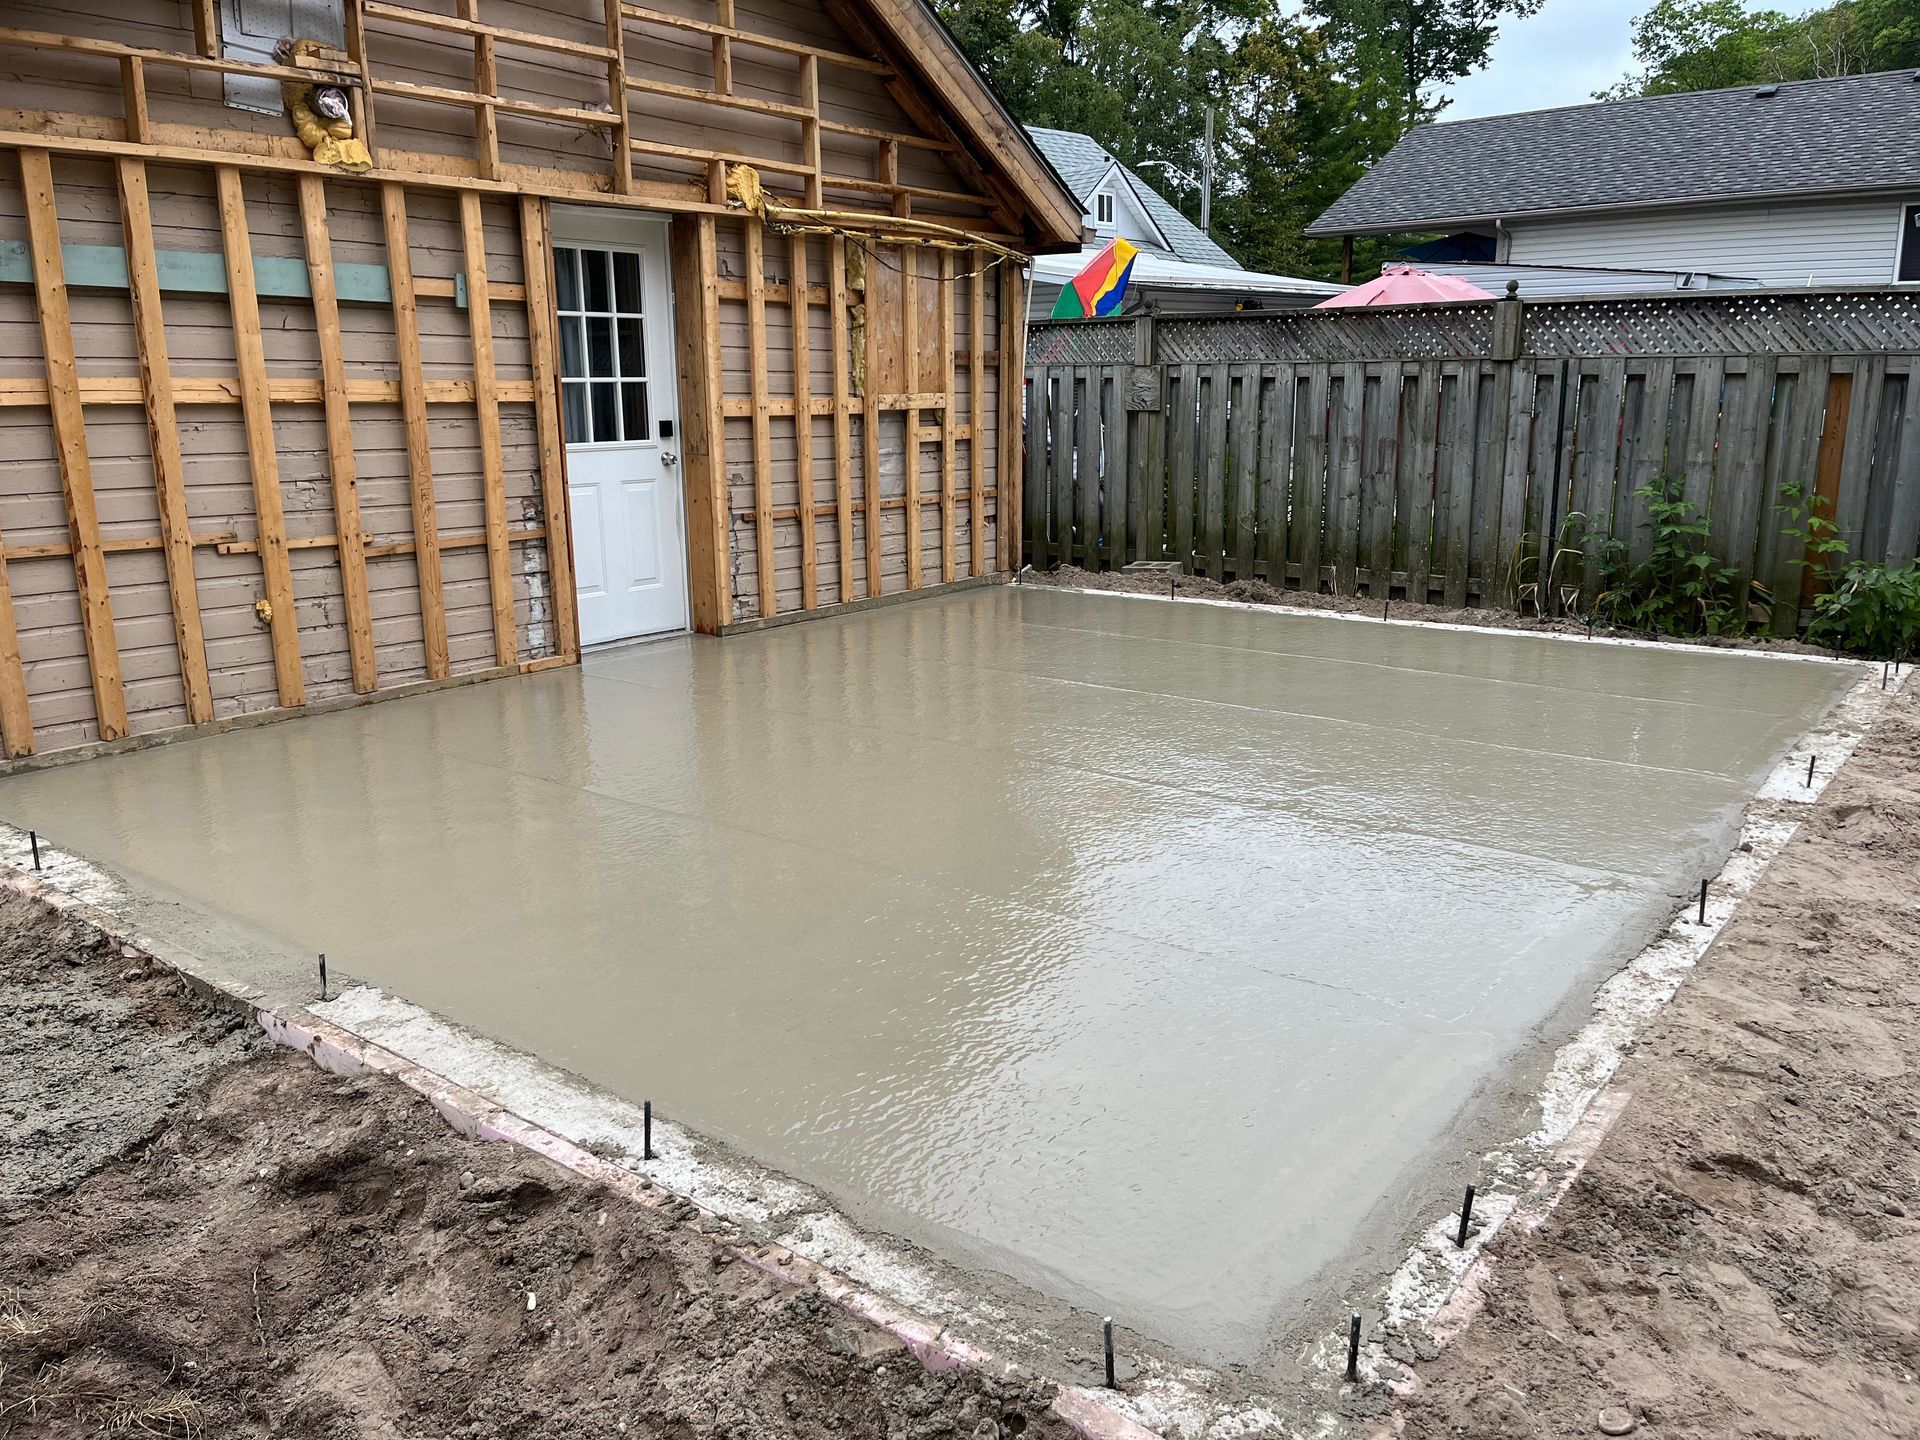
left=1361, top=365, right=1397, bottom=597
left=1401, top=362, right=1442, bottom=603
left=1172, top=364, right=1198, bottom=571
left=1257, top=365, right=1295, bottom=586
left=1329, top=363, right=1365, bottom=595
left=1887, top=361, right=1920, bottom=566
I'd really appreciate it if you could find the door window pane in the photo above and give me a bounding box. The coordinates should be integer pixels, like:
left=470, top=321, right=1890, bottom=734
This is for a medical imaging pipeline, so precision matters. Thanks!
left=559, top=316, right=585, bottom=379
left=555, top=247, right=580, bottom=311
left=591, top=382, right=619, bottom=442
left=587, top=317, right=614, bottom=378
left=616, top=318, right=644, bottom=379
left=621, top=382, right=650, bottom=441
left=562, top=381, right=589, bottom=444
left=614, top=251, right=642, bottom=312
left=583, top=249, right=612, bottom=312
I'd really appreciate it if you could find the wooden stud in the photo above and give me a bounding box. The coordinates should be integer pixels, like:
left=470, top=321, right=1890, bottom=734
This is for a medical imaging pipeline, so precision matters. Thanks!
left=790, top=232, right=818, bottom=610
left=1001, top=260, right=1027, bottom=571
left=828, top=236, right=856, bottom=603
left=938, top=248, right=955, bottom=584
left=520, top=195, right=581, bottom=658
left=119, top=56, right=150, bottom=144
left=620, top=1, right=891, bottom=73
left=216, top=166, right=304, bottom=708
left=670, top=213, right=730, bottom=632
left=0, top=535, right=31, bottom=755
left=118, top=157, right=212, bottom=724
left=862, top=246, right=884, bottom=596
left=191, top=0, right=218, bottom=58
left=745, top=218, right=776, bottom=617
left=968, top=250, right=986, bottom=577
left=712, top=0, right=734, bottom=92
left=342, top=0, right=379, bottom=161
left=461, top=192, right=517, bottom=665
left=456, top=0, right=501, bottom=181
left=604, top=0, right=633, bottom=194
left=799, top=53, right=823, bottom=209
left=380, top=182, right=450, bottom=679
left=22, top=149, right=127, bottom=742
left=902, top=246, right=921, bottom=587
left=296, top=175, right=377, bottom=693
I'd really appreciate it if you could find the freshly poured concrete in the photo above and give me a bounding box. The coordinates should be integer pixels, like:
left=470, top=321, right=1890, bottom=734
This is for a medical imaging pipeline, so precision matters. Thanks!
left=0, top=588, right=1856, bottom=1365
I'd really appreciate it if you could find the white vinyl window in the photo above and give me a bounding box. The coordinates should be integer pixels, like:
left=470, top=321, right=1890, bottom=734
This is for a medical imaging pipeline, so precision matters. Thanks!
left=1095, top=191, right=1116, bottom=226
left=220, top=0, right=344, bottom=114
left=554, top=245, right=653, bottom=446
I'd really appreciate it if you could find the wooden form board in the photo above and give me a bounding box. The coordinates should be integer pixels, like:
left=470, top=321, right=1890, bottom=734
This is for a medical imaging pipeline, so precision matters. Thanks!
left=723, top=222, right=1010, bottom=621
left=0, top=149, right=571, bottom=756
left=1027, top=339, right=1920, bottom=629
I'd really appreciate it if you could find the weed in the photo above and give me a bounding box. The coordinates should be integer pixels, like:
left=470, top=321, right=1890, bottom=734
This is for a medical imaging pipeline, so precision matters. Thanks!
left=1589, top=476, right=1748, bottom=637
left=1806, top=560, right=1920, bottom=660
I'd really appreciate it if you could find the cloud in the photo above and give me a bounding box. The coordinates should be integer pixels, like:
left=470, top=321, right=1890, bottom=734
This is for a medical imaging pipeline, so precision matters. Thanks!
left=1441, top=0, right=1642, bottom=119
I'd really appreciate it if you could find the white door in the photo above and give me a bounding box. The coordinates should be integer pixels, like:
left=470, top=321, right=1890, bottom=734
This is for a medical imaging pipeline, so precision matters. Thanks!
left=552, top=211, right=687, bottom=645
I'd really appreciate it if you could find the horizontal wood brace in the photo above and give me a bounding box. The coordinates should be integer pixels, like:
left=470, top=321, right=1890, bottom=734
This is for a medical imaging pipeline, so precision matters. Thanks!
left=0, top=376, right=537, bottom=406
left=372, top=78, right=621, bottom=129
left=2, top=530, right=237, bottom=562
left=625, top=74, right=810, bottom=120
left=619, top=4, right=891, bottom=73
left=362, top=3, right=618, bottom=62
left=214, top=526, right=547, bottom=559
left=820, top=174, right=989, bottom=208
left=816, top=117, right=952, bottom=151
left=730, top=490, right=994, bottom=523
left=719, top=391, right=950, bottom=416
left=628, top=136, right=814, bottom=177
left=0, top=23, right=360, bottom=87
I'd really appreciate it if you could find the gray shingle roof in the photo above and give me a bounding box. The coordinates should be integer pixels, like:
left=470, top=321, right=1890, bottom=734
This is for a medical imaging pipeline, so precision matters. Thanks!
left=1308, top=68, right=1920, bottom=237
left=1025, top=126, right=1240, bottom=268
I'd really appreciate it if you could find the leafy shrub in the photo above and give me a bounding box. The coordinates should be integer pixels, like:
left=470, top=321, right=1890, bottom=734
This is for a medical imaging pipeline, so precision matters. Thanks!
left=1590, top=476, right=1748, bottom=638
left=1805, top=560, right=1920, bottom=660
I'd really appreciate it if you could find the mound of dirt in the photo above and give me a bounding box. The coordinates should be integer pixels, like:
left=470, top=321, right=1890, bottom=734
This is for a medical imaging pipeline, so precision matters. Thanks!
left=0, top=901, right=1071, bottom=1440
left=1395, top=687, right=1920, bottom=1439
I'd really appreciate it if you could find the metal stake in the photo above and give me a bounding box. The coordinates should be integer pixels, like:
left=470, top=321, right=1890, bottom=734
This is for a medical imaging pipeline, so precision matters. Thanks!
left=1345, top=1311, right=1362, bottom=1382
left=1169, top=575, right=1175, bottom=601
left=1456, top=1184, right=1476, bottom=1248
left=1103, top=1316, right=1117, bottom=1389
left=1382, top=598, right=1390, bottom=621
left=1698, top=879, right=1708, bottom=927
left=318, top=953, right=327, bottom=1001
left=643, top=1099, right=654, bottom=1160
left=1807, top=753, right=1817, bottom=788
left=28, top=830, right=39, bottom=872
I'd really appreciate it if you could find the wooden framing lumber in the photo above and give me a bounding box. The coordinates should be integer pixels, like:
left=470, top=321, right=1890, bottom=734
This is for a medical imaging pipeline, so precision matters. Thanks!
left=0, top=542, right=31, bottom=756
left=939, top=248, right=956, bottom=584
left=902, top=245, right=921, bottom=587
left=828, top=236, right=856, bottom=603
left=216, top=165, right=305, bottom=708
left=620, top=2, right=892, bottom=74
left=745, top=218, right=776, bottom=617
left=968, top=249, right=985, bottom=577
left=517, top=198, right=579, bottom=661
left=297, top=175, right=377, bottom=694
left=22, top=148, right=128, bottom=742
left=463, top=0, right=500, bottom=182
left=380, top=181, right=450, bottom=679
left=602, top=0, right=633, bottom=194
left=790, top=233, right=819, bottom=610
left=862, top=246, right=885, bottom=597
left=999, top=259, right=1028, bottom=571
left=461, top=191, right=517, bottom=666
left=670, top=213, right=731, bottom=633
left=117, top=157, right=212, bottom=725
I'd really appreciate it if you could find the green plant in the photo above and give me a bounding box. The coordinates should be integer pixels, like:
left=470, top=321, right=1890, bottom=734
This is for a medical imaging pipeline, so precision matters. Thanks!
left=1589, top=476, right=1748, bottom=637
left=1776, top=479, right=1850, bottom=585
left=1805, top=560, right=1920, bottom=660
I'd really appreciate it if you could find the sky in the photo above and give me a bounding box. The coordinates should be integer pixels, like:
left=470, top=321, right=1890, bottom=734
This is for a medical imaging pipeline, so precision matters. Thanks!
left=1441, top=0, right=1645, bottom=119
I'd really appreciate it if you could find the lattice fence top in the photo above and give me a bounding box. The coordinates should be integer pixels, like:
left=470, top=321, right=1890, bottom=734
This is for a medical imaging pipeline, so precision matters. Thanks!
left=1523, top=289, right=1920, bottom=356
left=1028, top=287, right=1920, bottom=367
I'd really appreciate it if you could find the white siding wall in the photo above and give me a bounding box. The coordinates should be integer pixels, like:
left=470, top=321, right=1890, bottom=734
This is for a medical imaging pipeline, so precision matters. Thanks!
left=1506, top=194, right=1916, bottom=286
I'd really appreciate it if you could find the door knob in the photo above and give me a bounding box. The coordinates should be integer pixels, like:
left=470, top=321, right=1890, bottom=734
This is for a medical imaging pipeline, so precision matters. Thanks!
left=661, top=450, right=679, bottom=468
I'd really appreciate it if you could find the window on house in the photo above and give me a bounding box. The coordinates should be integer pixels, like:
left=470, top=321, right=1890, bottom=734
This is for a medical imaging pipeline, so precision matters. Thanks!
left=1095, top=191, right=1115, bottom=226
left=1900, top=204, right=1920, bottom=283
left=221, top=0, right=345, bottom=114
left=554, top=246, right=653, bottom=446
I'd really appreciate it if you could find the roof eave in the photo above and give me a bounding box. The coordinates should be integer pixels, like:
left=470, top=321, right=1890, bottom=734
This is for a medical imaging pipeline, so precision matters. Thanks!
left=1305, top=178, right=1920, bottom=239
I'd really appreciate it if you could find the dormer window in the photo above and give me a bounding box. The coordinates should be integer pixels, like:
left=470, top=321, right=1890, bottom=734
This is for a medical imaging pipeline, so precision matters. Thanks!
left=1095, top=191, right=1115, bottom=226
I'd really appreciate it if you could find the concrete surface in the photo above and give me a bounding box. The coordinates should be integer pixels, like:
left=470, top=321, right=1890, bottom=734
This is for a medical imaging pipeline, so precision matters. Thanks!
left=0, top=587, right=1857, bottom=1366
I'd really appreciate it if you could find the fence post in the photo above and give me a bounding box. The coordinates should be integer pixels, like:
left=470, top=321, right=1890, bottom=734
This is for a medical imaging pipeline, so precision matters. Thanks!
left=1491, top=281, right=1524, bottom=362
left=1133, top=315, right=1157, bottom=366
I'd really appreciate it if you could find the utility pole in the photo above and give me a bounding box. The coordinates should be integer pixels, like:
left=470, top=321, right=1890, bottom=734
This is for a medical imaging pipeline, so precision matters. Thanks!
left=1200, top=105, right=1214, bottom=233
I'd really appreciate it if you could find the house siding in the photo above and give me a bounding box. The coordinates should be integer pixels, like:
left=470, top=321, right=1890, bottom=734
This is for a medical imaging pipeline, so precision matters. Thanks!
left=1505, top=194, right=1915, bottom=287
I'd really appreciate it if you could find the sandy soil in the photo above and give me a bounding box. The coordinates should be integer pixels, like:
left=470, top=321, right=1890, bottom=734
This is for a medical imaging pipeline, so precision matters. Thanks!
left=1021, top=566, right=1840, bottom=658
left=1394, top=685, right=1920, bottom=1439
left=0, top=901, right=1070, bottom=1440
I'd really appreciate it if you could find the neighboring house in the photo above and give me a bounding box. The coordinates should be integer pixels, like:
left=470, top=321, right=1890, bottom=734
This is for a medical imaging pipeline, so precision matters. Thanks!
left=0, top=0, right=1082, bottom=758
left=1309, top=69, right=1920, bottom=298
left=1025, top=126, right=1339, bottom=314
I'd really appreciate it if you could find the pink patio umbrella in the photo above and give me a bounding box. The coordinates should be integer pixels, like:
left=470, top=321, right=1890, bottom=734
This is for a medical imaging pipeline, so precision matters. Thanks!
left=1316, top=264, right=1496, bottom=308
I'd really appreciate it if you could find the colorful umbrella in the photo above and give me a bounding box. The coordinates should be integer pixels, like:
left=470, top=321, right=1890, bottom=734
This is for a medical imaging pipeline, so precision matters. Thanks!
left=1315, top=264, right=1496, bottom=308
left=1050, top=238, right=1141, bottom=320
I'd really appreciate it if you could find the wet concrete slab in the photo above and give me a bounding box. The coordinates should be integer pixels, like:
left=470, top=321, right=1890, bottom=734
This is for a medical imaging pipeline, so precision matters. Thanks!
left=0, top=587, right=1858, bottom=1367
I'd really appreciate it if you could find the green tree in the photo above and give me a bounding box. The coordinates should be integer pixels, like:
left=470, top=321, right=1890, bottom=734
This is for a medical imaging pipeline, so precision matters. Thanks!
left=1305, top=0, right=1547, bottom=123
left=1602, top=0, right=1920, bottom=98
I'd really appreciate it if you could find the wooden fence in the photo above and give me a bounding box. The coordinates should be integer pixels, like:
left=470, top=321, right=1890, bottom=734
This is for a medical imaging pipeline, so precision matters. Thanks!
left=1022, top=288, right=1920, bottom=632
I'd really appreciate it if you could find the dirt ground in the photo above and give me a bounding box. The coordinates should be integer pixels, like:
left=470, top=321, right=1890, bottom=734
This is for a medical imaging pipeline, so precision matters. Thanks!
left=1394, top=684, right=1920, bottom=1439
left=1022, top=565, right=1839, bottom=657
left=0, top=901, right=1070, bottom=1440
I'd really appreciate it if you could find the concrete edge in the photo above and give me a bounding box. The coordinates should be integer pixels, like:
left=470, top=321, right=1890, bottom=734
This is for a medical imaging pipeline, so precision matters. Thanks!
left=1347, top=661, right=1911, bottom=1419
left=0, top=865, right=1161, bottom=1440
left=718, top=573, right=1008, bottom=635
left=0, top=663, right=529, bottom=779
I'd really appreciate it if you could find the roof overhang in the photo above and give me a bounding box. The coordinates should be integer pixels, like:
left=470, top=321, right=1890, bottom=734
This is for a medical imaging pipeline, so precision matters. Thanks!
left=1305, top=179, right=1920, bottom=238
